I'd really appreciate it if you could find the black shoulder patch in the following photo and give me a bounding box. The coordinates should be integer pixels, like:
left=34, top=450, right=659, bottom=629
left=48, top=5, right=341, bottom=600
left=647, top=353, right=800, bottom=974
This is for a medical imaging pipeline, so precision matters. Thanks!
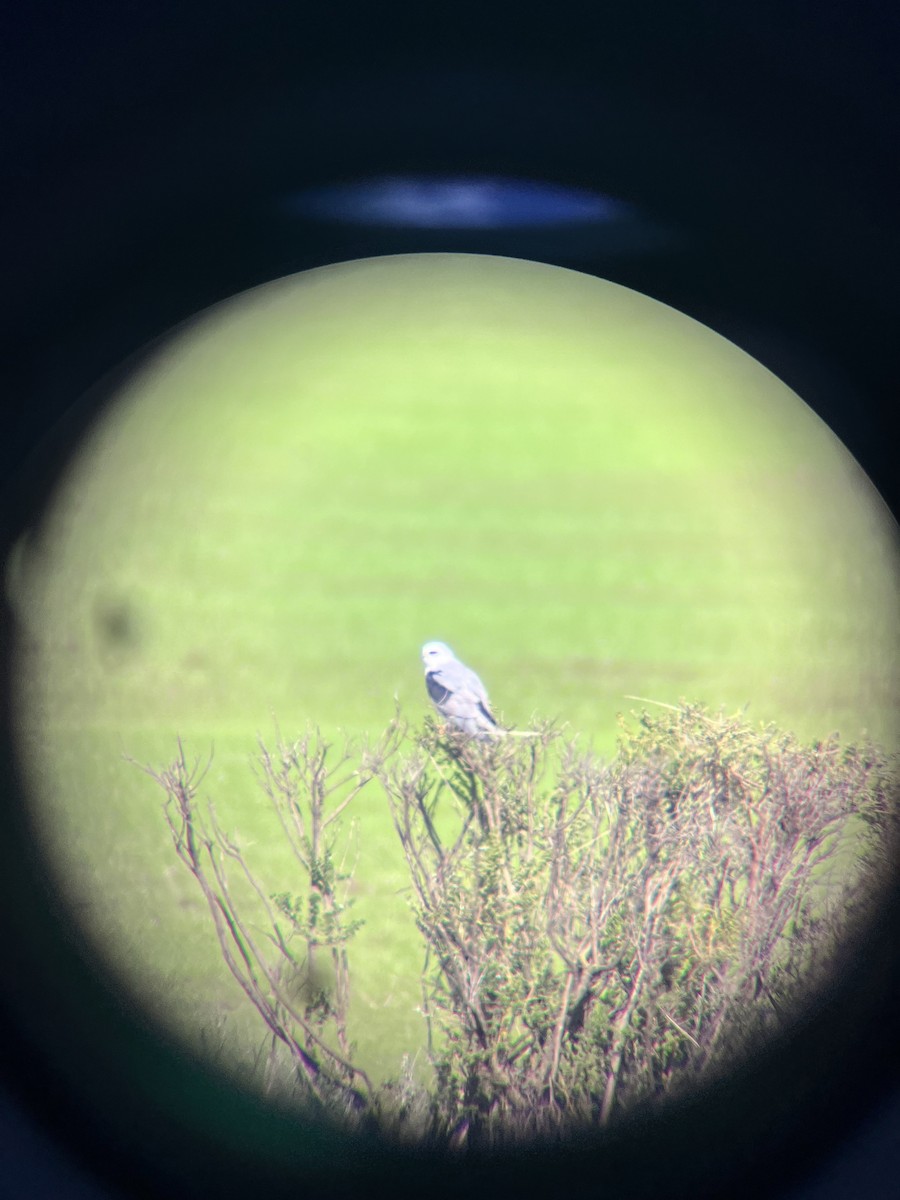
left=426, top=672, right=452, bottom=705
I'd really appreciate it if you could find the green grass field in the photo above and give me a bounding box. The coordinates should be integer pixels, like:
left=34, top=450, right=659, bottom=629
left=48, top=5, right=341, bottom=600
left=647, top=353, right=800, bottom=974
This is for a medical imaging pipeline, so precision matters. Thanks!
left=9, top=254, right=900, bottom=1091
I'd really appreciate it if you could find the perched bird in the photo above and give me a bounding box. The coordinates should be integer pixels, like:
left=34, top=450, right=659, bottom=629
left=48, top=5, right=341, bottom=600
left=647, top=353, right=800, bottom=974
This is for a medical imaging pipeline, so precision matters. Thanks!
left=421, top=641, right=499, bottom=738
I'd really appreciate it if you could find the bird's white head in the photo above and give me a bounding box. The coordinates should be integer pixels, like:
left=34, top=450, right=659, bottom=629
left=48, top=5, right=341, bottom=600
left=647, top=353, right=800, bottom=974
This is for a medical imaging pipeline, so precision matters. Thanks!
left=421, top=641, right=455, bottom=668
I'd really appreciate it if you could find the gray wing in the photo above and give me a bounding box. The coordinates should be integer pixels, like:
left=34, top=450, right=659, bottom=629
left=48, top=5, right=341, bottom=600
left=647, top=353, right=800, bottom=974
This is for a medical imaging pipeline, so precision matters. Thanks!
left=463, top=668, right=496, bottom=725
left=425, top=670, right=453, bottom=706
left=427, top=660, right=497, bottom=729
left=460, top=663, right=492, bottom=709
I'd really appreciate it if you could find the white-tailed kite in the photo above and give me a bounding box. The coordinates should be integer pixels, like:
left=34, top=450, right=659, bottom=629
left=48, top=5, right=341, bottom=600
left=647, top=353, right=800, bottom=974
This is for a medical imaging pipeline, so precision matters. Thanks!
left=421, top=641, right=499, bottom=738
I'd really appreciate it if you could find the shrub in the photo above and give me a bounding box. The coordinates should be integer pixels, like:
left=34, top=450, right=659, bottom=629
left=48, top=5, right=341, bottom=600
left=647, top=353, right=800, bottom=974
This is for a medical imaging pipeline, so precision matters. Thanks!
left=141, top=732, right=375, bottom=1124
left=142, top=705, right=897, bottom=1146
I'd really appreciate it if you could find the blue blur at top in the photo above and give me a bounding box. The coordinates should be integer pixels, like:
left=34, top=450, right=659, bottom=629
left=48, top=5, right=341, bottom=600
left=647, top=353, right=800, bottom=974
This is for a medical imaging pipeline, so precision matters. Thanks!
left=281, top=176, right=632, bottom=230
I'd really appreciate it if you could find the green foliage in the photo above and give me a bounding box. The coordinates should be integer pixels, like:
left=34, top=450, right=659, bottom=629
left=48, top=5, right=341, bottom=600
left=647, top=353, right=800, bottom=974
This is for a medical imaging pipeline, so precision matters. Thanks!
left=379, top=707, right=896, bottom=1145
left=143, top=733, right=374, bottom=1118
left=147, top=705, right=897, bottom=1146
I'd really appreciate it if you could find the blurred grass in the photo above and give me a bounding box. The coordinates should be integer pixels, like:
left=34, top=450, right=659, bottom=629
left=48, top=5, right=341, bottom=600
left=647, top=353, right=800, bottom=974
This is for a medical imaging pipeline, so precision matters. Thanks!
left=9, top=254, right=900, bottom=1089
